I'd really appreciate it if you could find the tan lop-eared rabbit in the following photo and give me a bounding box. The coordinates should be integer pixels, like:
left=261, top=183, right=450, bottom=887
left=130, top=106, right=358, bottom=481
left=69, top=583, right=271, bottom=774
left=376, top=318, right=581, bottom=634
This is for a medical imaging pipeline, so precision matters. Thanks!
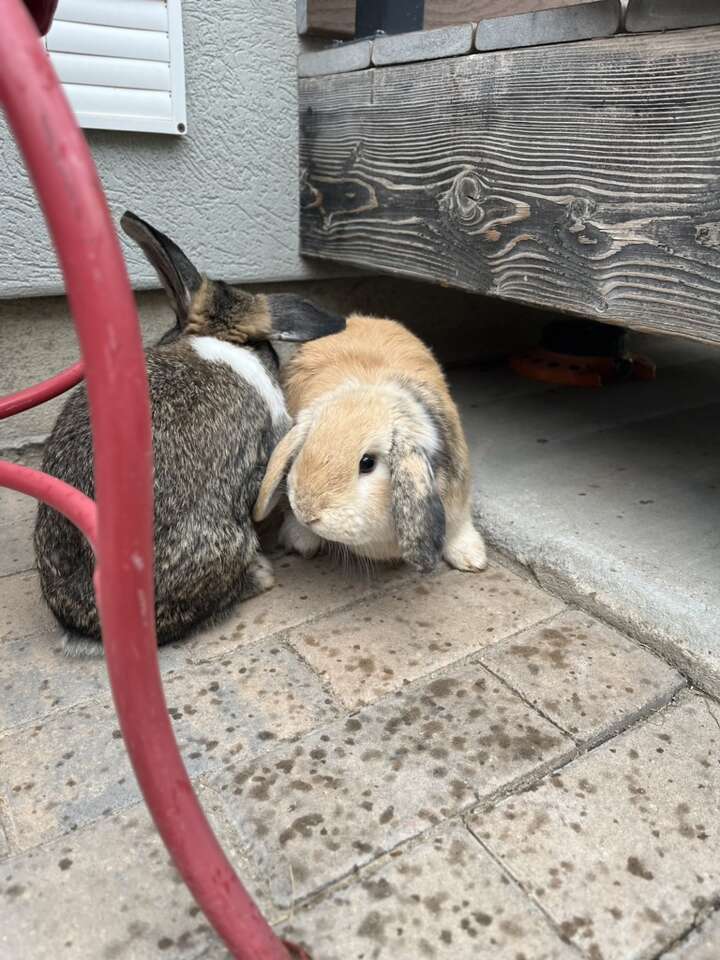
left=253, top=314, right=487, bottom=574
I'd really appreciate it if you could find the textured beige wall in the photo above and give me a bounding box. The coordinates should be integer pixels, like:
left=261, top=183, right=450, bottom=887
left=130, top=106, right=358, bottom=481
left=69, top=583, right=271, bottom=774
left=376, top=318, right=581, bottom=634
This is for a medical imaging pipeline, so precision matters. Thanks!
left=0, top=0, right=351, bottom=298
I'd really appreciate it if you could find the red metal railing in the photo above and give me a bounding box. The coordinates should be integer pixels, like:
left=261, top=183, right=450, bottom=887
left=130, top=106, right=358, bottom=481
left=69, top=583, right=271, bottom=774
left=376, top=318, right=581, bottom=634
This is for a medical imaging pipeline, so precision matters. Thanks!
left=0, top=2, right=306, bottom=957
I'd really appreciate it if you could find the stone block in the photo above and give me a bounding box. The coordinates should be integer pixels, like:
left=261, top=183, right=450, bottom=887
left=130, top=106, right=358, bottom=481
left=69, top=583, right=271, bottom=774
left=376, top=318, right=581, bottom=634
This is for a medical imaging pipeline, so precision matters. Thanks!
left=664, top=913, right=720, bottom=960
left=0, top=633, right=109, bottom=733
left=475, top=0, right=621, bottom=51
left=472, top=694, right=720, bottom=959
left=0, top=571, right=61, bottom=644
left=187, top=550, right=409, bottom=664
left=625, top=0, right=720, bottom=33
left=298, top=40, right=372, bottom=78
left=372, top=23, right=474, bottom=66
left=0, top=640, right=337, bottom=849
left=207, top=659, right=573, bottom=908
left=286, top=565, right=564, bottom=709
left=281, top=822, right=576, bottom=959
left=0, top=789, right=245, bottom=959
left=480, top=609, right=685, bottom=745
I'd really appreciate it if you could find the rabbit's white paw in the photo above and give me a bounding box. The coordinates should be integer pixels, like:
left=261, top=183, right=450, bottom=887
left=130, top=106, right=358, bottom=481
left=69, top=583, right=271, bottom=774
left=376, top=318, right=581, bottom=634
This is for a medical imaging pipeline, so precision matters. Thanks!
left=280, top=513, right=322, bottom=558
left=444, top=520, right=487, bottom=572
left=248, top=553, right=275, bottom=592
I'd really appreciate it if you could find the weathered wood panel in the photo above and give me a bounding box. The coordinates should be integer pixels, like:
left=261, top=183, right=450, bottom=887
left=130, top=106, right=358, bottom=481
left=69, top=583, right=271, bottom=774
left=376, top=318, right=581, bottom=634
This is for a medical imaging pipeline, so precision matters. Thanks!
left=299, top=27, right=720, bottom=343
left=297, top=0, right=356, bottom=38
left=298, top=0, right=595, bottom=37
left=424, top=0, right=594, bottom=29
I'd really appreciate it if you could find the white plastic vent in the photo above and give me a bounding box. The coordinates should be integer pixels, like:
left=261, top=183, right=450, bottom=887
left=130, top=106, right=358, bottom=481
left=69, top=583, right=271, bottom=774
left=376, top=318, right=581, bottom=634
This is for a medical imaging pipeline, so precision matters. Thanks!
left=44, top=0, right=187, bottom=135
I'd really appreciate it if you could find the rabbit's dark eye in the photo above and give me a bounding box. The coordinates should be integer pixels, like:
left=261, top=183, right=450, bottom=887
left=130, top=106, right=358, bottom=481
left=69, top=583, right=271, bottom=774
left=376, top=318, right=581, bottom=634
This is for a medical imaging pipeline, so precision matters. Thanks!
left=359, top=454, right=376, bottom=475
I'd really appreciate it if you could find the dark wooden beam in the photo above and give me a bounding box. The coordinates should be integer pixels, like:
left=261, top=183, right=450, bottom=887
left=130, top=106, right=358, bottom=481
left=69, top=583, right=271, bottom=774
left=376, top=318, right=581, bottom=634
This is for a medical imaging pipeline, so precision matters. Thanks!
left=297, top=0, right=356, bottom=38
left=298, top=0, right=599, bottom=37
left=424, top=0, right=594, bottom=29
left=355, top=0, right=424, bottom=37
left=299, top=27, right=720, bottom=344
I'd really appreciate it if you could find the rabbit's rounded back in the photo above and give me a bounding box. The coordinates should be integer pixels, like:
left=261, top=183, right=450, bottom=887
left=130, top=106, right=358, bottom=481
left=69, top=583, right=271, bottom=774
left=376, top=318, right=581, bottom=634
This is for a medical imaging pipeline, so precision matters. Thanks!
left=281, top=315, right=450, bottom=415
left=255, top=315, right=473, bottom=573
left=34, top=212, right=345, bottom=645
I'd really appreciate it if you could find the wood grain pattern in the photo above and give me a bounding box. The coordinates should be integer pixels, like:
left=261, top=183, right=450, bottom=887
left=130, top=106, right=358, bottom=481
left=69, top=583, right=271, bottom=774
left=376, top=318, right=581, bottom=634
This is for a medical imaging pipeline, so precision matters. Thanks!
left=424, top=0, right=592, bottom=29
left=298, top=0, right=593, bottom=37
left=299, top=27, right=720, bottom=343
left=298, top=0, right=356, bottom=38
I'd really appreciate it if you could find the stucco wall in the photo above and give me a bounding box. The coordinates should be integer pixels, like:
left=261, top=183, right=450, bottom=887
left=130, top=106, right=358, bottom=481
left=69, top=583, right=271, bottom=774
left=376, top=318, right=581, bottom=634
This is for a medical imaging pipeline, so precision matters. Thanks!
left=0, top=0, right=340, bottom=298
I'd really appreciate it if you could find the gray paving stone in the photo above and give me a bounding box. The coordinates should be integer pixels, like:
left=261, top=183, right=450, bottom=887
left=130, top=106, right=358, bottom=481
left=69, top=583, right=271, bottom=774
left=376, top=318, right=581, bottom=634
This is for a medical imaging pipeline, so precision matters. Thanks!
left=298, top=40, right=372, bottom=78
left=372, top=23, right=474, bottom=67
left=664, top=912, right=720, bottom=960
left=0, top=790, right=243, bottom=959
left=286, top=565, right=564, bottom=709
left=0, top=640, right=337, bottom=849
left=0, top=550, right=399, bottom=731
left=475, top=0, right=621, bottom=52
left=480, top=609, right=685, bottom=745
left=0, top=449, right=40, bottom=578
left=280, top=822, right=575, bottom=960
left=0, top=632, right=109, bottom=732
left=207, top=659, right=574, bottom=909
left=187, top=550, right=409, bottom=665
left=0, top=570, right=60, bottom=644
left=0, top=631, right=193, bottom=734
left=0, top=511, right=35, bottom=578
left=625, top=0, right=720, bottom=33
left=472, top=693, right=720, bottom=960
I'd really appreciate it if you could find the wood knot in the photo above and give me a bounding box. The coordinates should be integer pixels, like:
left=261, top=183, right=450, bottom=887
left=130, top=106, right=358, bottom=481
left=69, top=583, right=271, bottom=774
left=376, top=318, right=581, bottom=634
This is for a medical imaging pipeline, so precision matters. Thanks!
left=300, top=170, right=377, bottom=230
left=696, top=222, right=720, bottom=250
left=441, top=170, right=490, bottom=229
left=565, top=198, right=600, bottom=247
left=300, top=168, right=322, bottom=213
left=440, top=169, right=530, bottom=242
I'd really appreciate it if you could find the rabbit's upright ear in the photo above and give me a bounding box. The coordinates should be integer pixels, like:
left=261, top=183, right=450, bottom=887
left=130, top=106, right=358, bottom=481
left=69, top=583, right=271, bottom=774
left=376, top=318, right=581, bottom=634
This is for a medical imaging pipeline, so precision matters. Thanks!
left=389, top=436, right=445, bottom=573
left=265, top=294, right=346, bottom=342
left=120, top=211, right=203, bottom=326
left=253, top=424, right=306, bottom=521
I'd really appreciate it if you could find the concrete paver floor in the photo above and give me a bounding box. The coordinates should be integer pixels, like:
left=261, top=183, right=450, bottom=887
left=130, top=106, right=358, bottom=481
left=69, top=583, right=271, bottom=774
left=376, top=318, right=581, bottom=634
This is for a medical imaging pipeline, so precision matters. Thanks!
left=1, top=497, right=718, bottom=959
left=1, top=332, right=719, bottom=959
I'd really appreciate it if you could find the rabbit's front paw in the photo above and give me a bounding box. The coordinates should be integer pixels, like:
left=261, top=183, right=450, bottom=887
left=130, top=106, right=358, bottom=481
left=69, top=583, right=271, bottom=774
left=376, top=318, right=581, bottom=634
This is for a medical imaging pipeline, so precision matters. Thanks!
left=280, top=512, right=322, bottom=558
left=444, top=519, right=487, bottom=572
left=247, top=553, right=275, bottom=595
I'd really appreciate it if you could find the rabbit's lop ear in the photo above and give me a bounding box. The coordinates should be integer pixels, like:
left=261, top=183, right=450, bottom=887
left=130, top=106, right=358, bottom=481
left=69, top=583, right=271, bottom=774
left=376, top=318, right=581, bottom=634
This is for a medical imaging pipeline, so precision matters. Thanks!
left=120, top=211, right=203, bottom=326
left=265, top=294, right=346, bottom=342
left=253, top=424, right=306, bottom=522
left=390, top=437, right=446, bottom=574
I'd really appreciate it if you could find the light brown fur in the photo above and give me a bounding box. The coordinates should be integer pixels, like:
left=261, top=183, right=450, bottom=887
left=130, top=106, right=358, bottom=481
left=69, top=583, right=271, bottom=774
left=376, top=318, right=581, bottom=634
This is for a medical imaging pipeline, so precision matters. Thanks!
left=284, top=315, right=450, bottom=412
left=256, top=314, right=486, bottom=573
left=283, top=314, right=471, bottom=533
left=184, top=276, right=213, bottom=336
left=185, top=279, right=273, bottom=343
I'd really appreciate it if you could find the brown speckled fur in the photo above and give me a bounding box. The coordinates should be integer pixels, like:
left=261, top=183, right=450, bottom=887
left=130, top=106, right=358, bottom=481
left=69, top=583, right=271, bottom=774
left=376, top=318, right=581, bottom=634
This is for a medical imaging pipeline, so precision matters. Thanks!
left=34, top=212, right=344, bottom=647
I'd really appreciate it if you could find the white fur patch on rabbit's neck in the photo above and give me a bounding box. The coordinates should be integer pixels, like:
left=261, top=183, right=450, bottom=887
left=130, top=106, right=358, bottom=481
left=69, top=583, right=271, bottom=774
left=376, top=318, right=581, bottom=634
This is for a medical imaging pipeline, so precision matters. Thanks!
left=189, top=336, right=287, bottom=426
left=301, top=380, right=440, bottom=458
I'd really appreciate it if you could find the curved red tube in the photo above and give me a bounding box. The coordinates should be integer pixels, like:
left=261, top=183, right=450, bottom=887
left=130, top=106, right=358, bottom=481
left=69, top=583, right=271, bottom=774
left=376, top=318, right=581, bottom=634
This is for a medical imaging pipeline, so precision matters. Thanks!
left=0, top=361, right=84, bottom=420
left=0, top=4, right=293, bottom=958
left=0, top=460, right=97, bottom=548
